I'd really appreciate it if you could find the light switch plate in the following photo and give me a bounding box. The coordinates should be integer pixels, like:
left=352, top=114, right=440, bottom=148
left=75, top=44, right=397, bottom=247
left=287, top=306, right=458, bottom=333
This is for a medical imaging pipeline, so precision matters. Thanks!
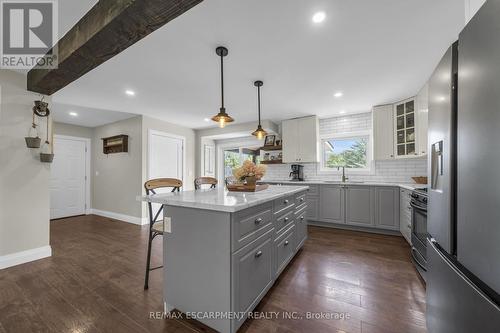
left=163, top=217, right=172, bottom=233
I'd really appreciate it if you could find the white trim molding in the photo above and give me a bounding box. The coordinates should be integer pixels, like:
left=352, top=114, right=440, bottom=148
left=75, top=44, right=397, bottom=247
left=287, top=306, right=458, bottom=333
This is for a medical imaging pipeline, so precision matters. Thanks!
left=0, top=245, right=52, bottom=270
left=91, top=209, right=148, bottom=225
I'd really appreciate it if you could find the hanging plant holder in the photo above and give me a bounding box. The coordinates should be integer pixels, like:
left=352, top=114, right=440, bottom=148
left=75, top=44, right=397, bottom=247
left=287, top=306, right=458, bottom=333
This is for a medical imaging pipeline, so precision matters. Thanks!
left=39, top=114, right=54, bottom=163
left=25, top=112, right=41, bottom=148
left=33, top=96, right=50, bottom=117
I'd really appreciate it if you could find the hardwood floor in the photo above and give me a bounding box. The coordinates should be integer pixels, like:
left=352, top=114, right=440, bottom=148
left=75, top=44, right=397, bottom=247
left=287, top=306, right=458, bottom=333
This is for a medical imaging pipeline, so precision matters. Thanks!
left=0, top=215, right=426, bottom=333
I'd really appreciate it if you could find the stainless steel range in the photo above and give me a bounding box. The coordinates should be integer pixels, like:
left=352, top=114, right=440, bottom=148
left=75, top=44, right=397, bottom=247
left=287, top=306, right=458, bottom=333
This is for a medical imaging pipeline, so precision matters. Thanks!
left=410, top=187, right=428, bottom=280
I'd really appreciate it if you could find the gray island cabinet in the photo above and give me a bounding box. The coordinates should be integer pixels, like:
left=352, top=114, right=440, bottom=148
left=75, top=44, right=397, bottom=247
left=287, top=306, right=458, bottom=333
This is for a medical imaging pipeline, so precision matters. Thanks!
left=141, top=185, right=308, bottom=333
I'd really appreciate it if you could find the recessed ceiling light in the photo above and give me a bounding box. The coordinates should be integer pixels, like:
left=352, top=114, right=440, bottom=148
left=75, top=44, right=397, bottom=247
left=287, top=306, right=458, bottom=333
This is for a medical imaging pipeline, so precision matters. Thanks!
left=125, top=90, right=135, bottom=96
left=334, top=92, right=343, bottom=98
left=339, top=110, right=347, bottom=114
left=204, top=118, right=210, bottom=122
left=312, top=12, right=326, bottom=23
left=69, top=111, right=78, bottom=117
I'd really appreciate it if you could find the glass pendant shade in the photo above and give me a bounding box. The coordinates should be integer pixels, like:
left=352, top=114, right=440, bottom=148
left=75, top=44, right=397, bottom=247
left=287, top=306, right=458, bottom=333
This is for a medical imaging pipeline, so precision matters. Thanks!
left=211, top=107, right=234, bottom=128
left=252, top=125, right=267, bottom=139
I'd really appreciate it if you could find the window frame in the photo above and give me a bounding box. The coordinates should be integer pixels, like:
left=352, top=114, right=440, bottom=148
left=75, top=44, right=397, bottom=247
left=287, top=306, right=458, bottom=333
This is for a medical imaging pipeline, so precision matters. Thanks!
left=318, top=130, right=374, bottom=175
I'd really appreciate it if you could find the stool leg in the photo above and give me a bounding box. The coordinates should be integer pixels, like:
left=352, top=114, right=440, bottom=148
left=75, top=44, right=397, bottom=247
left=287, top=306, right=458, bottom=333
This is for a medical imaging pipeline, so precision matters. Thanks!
left=144, top=229, right=153, bottom=290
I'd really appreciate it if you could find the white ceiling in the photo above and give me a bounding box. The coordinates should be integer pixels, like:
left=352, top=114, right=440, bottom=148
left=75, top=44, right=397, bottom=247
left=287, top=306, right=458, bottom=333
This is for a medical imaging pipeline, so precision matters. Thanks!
left=52, top=0, right=465, bottom=129
left=51, top=103, right=136, bottom=128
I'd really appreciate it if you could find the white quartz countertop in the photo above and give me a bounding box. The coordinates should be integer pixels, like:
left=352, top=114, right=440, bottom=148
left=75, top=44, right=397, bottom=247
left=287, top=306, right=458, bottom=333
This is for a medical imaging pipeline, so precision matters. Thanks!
left=139, top=185, right=309, bottom=213
left=260, top=180, right=426, bottom=191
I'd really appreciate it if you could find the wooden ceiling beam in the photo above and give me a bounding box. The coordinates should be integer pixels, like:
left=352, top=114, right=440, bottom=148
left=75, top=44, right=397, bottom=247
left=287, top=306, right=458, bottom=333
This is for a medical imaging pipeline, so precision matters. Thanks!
left=27, top=0, right=204, bottom=95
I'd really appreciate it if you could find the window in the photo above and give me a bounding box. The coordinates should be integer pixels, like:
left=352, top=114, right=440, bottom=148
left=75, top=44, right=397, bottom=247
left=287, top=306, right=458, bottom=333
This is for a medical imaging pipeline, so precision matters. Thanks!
left=223, top=147, right=260, bottom=179
left=321, top=135, right=369, bottom=171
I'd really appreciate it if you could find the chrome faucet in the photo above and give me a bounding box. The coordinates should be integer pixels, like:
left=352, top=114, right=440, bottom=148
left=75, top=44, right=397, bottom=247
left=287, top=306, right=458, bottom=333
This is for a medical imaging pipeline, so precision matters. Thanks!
left=337, top=166, right=349, bottom=183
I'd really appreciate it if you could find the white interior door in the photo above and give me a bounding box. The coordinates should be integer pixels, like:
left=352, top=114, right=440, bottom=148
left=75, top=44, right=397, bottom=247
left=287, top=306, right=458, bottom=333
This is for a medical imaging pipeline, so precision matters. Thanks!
left=148, top=131, right=184, bottom=218
left=50, top=137, right=87, bottom=219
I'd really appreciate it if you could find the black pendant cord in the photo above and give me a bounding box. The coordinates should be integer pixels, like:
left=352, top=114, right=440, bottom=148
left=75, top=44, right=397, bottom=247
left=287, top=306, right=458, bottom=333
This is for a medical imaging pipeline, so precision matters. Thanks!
left=257, top=85, right=261, bottom=125
left=220, top=53, right=224, bottom=111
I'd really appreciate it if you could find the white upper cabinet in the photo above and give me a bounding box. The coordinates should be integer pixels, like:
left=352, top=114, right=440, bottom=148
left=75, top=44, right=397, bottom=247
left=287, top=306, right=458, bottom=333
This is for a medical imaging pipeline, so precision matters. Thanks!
left=373, top=104, right=395, bottom=160
left=282, top=116, right=319, bottom=163
left=416, top=83, right=428, bottom=156
left=394, top=97, right=417, bottom=158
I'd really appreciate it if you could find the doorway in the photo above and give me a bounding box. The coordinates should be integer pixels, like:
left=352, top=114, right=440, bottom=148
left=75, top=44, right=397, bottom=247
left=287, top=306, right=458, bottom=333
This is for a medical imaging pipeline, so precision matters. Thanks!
left=50, top=135, right=90, bottom=219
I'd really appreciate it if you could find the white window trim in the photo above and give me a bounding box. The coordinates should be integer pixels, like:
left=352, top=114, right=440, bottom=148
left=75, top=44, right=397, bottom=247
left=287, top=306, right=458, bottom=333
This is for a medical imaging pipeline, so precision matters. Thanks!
left=317, top=130, right=374, bottom=175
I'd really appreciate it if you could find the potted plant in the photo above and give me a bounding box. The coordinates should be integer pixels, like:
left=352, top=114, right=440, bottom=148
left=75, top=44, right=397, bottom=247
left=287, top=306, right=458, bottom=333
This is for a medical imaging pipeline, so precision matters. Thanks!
left=232, top=160, right=267, bottom=187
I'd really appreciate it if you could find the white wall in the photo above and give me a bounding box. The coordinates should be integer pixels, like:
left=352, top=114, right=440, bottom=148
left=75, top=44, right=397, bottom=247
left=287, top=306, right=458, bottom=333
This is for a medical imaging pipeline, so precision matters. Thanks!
left=263, top=112, right=427, bottom=184
left=0, top=71, right=52, bottom=268
left=54, top=122, right=93, bottom=139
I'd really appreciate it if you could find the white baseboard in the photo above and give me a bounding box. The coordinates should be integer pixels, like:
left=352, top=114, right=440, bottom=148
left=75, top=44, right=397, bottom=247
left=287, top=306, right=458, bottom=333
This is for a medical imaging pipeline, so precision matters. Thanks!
left=90, top=209, right=148, bottom=225
left=0, top=245, right=52, bottom=270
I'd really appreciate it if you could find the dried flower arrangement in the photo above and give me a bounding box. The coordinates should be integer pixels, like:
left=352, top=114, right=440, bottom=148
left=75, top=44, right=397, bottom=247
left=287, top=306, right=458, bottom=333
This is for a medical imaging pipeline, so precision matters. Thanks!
left=232, top=160, right=267, bottom=184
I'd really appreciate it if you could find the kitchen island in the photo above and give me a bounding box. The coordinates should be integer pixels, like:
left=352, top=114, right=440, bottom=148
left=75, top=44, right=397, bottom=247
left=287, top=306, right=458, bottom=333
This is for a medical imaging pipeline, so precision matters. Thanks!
left=141, top=185, right=309, bottom=333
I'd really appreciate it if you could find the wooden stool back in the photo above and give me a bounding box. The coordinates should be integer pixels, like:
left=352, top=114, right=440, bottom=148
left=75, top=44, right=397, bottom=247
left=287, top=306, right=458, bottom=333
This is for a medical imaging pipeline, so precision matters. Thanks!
left=194, top=177, right=218, bottom=190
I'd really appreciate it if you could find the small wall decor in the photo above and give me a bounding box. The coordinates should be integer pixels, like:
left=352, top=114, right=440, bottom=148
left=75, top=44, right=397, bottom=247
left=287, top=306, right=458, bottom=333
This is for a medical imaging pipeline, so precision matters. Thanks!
left=102, top=135, right=128, bottom=154
left=32, top=96, right=50, bottom=117
left=264, top=135, right=276, bottom=146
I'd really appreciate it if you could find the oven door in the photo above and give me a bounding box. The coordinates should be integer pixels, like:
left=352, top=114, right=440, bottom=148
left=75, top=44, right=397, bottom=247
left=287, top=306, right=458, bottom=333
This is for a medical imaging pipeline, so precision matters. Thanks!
left=411, top=201, right=428, bottom=271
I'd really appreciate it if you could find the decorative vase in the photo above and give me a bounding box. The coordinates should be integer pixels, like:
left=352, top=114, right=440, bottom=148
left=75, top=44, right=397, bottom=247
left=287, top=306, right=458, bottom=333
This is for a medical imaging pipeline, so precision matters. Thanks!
left=245, top=175, right=257, bottom=187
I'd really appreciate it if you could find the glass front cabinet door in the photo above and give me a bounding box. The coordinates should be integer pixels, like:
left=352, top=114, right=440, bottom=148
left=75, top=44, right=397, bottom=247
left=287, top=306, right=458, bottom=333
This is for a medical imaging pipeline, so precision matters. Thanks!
left=394, top=98, right=418, bottom=158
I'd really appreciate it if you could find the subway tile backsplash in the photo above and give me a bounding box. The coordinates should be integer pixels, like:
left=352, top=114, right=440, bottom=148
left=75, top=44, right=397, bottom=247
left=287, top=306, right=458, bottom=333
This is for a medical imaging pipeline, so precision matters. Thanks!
left=263, top=112, right=428, bottom=184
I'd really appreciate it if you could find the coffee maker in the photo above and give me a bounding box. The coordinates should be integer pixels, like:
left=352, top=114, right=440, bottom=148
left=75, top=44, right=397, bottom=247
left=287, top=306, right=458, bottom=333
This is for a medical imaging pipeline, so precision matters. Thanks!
left=289, top=164, right=304, bottom=181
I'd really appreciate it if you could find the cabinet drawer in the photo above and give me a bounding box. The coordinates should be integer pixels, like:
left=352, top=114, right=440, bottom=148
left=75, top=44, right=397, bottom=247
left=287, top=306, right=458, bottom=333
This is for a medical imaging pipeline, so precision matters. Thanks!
left=295, top=193, right=307, bottom=206
left=275, top=225, right=295, bottom=276
left=232, top=229, right=274, bottom=314
left=274, top=195, right=295, bottom=215
left=232, top=204, right=273, bottom=251
left=295, top=207, right=307, bottom=249
left=275, top=210, right=294, bottom=235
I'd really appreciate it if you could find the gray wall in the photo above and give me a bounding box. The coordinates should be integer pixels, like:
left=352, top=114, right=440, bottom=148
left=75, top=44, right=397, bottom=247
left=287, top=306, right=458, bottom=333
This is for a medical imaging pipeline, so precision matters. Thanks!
left=0, top=71, right=51, bottom=257
left=92, top=116, right=143, bottom=218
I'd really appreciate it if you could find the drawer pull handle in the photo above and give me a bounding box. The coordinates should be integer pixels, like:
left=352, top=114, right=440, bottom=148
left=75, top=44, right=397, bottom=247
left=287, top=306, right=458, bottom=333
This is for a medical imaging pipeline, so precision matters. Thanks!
left=284, top=199, right=289, bottom=204
left=284, top=217, right=289, bottom=222
left=255, top=251, right=263, bottom=258
left=254, top=218, right=263, bottom=224
left=284, top=240, right=289, bottom=246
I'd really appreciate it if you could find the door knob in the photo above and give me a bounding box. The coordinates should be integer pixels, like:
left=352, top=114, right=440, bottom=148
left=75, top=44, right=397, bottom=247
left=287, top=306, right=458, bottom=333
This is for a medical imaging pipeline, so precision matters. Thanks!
left=255, top=251, right=263, bottom=258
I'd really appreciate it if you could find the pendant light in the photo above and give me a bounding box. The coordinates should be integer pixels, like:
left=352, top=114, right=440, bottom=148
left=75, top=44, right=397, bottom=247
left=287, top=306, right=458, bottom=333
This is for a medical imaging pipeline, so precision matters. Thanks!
left=211, top=46, right=234, bottom=128
left=252, top=80, right=268, bottom=139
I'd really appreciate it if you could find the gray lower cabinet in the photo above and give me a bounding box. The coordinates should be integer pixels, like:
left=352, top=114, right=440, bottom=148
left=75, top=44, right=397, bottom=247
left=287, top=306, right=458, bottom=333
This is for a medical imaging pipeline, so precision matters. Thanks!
left=345, top=186, right=375, bottom=227
left=274, top=224, right=296, bottom=276
left=319, top=185, right=345, bottom=223
left=374, top=187, right=400, bottom=230
left=232, top=229, right=274, bottom=328
left=306, top=195, right=319, bottom=220
left=400, top=188, right=412, bottom=244
left=295, top=206, right=307, bottom=250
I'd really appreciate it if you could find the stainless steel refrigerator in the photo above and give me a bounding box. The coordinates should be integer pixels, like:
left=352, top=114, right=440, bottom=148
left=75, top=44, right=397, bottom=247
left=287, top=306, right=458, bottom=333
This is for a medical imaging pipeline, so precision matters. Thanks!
left=426, top=1, right=500, bottom=332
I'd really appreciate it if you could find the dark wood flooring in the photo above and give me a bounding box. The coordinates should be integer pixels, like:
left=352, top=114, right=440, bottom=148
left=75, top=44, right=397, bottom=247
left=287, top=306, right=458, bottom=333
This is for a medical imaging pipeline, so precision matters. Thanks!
left=0, top=215, right=427, bottom=333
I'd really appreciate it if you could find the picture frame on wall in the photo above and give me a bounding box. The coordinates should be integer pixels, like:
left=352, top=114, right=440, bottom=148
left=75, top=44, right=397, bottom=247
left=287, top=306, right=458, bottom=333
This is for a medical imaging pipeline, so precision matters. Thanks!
left=264, top=135, right=276, bottom=146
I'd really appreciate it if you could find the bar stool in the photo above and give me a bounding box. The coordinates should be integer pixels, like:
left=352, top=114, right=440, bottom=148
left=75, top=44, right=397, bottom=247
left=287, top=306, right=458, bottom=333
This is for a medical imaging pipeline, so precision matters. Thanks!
left=143, top=178, right=182, bottom=290
left=194, top=176, right=218, bottom=190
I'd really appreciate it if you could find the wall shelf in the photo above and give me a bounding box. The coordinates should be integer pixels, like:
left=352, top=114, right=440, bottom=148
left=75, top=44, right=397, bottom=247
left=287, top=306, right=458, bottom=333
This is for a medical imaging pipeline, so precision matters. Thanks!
left=261, top=159, right=283, bottom=165
left=259, top=145, right=282, bottom=151
left=102, top=135, right=128, bottom=154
